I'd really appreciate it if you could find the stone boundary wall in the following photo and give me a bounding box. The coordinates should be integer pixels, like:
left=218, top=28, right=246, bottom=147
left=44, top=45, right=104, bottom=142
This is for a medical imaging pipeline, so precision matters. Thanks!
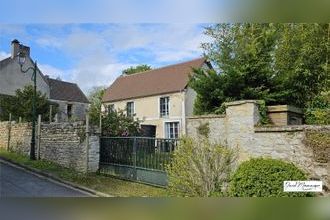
left=186, top=100, right=330, bottom=191
left=0, top=121, right=100, bottom=173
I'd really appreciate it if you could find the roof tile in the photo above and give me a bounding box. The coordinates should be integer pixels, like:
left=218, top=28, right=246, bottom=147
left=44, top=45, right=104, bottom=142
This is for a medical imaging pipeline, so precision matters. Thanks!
left=102, top=57, right=206, bottom=102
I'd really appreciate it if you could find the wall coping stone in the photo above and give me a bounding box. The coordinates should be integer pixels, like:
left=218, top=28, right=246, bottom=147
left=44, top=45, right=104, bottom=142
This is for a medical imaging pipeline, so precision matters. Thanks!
left=267, top=105, right=303, bottom=114
left=255, top=125, right=330, bottom=133
left=187, top=114, right=226, bottom=119
left=225, top=100, right=260, bottom=107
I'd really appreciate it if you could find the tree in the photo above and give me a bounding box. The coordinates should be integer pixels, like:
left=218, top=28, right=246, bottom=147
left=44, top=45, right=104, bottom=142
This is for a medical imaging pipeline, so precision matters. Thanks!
left=101, top=110, right=141, bottom=136
left=0, top=85, right=56, bottom=122
left=87, top=86, right=106, bottom=125
left=191, top=23, right=278, bottom=114
left=122, top=64, right=152, bottom=75
left=274, top=23, right=329, bottom=107
left=190, top=23, right=330, bottom=115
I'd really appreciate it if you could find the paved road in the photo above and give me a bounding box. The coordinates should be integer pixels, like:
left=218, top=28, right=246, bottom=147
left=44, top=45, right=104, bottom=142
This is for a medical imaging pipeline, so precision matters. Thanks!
left=0, top=161, right=90, bottom=197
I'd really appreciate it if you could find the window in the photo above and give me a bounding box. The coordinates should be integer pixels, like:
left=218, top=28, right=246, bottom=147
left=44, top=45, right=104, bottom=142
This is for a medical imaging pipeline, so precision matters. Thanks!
left=67, top=104, right=72, bottom=120
left=160, top=97, right=169, bottom=117
left=165, top=122, right=179, bottom=139
left=107, top=104, right=114, bottom=114
left=126, top=102, right=134, bottom=117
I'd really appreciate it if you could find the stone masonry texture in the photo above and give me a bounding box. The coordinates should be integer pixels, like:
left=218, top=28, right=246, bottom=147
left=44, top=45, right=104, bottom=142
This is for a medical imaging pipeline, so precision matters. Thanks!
left=0, top=121, right=100, bottom=173
left=187, top=100, right=330, bottom=193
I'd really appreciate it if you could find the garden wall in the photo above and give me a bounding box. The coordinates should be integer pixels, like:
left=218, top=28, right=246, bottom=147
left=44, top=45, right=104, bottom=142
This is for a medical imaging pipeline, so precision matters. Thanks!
left=0, top=121, right=100, bottom=173
left=187, top=100, right=330, bottom=191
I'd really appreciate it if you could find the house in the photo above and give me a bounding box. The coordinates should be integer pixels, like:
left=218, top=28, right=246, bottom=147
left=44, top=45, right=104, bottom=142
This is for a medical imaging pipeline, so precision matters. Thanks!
left=102, top=58, right=212, bottom=138
left=0, top=39, right=89, bottom=122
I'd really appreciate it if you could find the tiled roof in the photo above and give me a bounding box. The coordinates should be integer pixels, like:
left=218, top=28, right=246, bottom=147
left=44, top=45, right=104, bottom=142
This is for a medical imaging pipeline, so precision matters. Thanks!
left=48, top=78, right=89, bottom=103
left=102, top=57, right=208, bottom=102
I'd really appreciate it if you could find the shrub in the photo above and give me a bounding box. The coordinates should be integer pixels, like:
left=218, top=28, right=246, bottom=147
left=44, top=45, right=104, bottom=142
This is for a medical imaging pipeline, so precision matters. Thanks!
left=305, top=91, right=330, bottom=125
left=197, top=122, right=210, bottom=138
left=101, top=110, right=141, bottom=137
left=166, top=137, right=236, bottom=197
left=229, top=158, right=312, bottom=197
left=304, top=131, right=330, bottom=163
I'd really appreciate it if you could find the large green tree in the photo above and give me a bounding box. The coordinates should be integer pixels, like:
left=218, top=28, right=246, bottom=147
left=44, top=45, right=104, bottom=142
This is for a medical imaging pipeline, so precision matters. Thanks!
left=191, top=23, right=278, bottom=114
left=87, top=86, right=106, bottom=125
left=122, top=64, right=152, bottom=75
left=190, top=23, right=329, bottom=115
left=0, top=85, right=56, bottom=122
left=274, top=23, right=330, bottom=107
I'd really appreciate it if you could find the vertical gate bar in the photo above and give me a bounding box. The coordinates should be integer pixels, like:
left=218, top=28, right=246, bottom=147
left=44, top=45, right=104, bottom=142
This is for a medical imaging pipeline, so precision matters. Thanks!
left=133, top=137, right=137, bottom=180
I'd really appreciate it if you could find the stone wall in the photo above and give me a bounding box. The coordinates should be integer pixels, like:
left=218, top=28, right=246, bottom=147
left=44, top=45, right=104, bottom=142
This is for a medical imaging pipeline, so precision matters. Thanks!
left=0, top=121, right=100, bottom=173
left=186, top=100, right=330, bottom=191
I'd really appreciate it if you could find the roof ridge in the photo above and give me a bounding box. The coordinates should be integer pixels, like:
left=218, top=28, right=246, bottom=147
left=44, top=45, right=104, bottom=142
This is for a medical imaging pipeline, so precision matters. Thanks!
left=121, top=57, right=205, bottom=77
left=49, top=77, right=78, bottom=86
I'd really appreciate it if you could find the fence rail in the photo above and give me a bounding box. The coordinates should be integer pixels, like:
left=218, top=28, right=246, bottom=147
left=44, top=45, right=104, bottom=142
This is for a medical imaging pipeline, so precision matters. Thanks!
left=100, top=137, right=178, bottom=171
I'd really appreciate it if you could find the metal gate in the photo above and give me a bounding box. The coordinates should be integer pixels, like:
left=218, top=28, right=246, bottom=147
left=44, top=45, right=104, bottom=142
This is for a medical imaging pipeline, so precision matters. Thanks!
left=99, top=137, right=178, bottom=187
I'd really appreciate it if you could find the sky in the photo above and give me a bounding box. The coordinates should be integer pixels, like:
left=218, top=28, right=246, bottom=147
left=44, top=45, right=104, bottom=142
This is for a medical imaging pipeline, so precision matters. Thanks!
left=0, top=23, right=212, bottom=93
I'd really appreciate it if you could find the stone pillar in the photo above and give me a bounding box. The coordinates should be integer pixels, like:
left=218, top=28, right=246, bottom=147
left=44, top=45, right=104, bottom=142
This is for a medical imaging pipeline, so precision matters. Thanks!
left=225, top=100, right=260, bottom=161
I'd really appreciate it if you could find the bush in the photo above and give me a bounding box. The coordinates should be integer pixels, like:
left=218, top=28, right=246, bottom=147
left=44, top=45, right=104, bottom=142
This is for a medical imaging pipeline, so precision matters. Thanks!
left=101, top=110, right=141, bottom=137
left=304, top=131, right=330, bottom=163
left=305, top=91, right=330, bottom=125
left=229, top=158, right=312, bottom=197
left=166, top=137, right=236, bottom=197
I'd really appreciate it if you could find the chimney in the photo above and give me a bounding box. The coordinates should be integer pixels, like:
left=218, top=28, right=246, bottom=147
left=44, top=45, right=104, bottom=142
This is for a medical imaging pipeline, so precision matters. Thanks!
left=11, top=39, right=20, bottom=59
left=20, top=45, right=30, bottom=57
left=10, top=39, right=30, bottom=59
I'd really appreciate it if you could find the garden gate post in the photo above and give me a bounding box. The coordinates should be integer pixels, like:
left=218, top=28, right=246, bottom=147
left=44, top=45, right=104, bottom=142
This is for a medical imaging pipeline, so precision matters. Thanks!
left=133, top=137, right=137, bottom=180
left=37, top=114, right=41, bottom=160
left=85, top=114, right=90, bottom=173
left=7, top=113, right=12, bottom=151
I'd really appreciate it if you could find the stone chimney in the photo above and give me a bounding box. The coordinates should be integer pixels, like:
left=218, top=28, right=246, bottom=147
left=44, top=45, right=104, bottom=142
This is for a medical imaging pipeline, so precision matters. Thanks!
left=11, top=39, right=30, bottom=59
left=11, top=39, right=20, bottom=59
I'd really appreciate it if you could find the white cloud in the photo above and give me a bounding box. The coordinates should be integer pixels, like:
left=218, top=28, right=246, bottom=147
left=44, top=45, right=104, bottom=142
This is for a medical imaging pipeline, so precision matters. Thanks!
left=33, top=23, right=210, bottom=93
left=0, top=51, right=11, bottom=60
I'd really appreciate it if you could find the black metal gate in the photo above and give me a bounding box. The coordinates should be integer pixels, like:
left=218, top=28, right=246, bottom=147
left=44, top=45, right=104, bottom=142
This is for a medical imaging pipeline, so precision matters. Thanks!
left=99, top=137, right=178, bottom=187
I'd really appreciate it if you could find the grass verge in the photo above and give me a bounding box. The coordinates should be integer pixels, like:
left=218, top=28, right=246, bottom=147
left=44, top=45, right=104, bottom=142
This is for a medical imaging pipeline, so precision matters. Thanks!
left=0, top=149, right=167, bottom=197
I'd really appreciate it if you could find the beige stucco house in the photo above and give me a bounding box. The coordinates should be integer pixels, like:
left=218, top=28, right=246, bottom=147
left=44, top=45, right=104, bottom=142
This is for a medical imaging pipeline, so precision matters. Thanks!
left=102, top=58, right=212, bottom=138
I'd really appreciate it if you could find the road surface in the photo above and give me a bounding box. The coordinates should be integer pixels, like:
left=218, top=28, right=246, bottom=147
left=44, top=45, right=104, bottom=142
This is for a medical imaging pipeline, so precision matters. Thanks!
left=0, top=161, right=91, bottom=197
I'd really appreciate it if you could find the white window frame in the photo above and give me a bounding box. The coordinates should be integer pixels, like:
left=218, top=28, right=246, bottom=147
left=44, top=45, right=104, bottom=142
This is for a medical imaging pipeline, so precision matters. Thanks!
left=159, top=96, right=170, bottom=118
left=126, top=101, right=135, bottom=117
left=164, top=121, right=180, bottom=139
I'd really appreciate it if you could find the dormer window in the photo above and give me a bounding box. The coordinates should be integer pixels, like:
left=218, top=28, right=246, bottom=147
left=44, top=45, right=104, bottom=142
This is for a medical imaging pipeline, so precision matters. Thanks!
left=160, top=97, right=169, bottom=117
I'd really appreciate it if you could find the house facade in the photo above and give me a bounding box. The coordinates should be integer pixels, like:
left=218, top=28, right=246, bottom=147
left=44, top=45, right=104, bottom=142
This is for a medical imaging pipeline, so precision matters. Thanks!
left=102, top=58, right=211, bottom=138
left=0, top=39, right=89, bottom=122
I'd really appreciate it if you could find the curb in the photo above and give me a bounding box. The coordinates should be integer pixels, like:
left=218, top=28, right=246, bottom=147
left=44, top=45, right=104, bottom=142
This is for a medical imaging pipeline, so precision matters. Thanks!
left=0, top=156, right=112, bottom=197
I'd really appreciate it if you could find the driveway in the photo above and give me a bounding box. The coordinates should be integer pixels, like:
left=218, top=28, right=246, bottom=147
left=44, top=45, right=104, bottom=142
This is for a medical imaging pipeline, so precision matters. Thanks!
left=0, top=161, right=91, bottom=197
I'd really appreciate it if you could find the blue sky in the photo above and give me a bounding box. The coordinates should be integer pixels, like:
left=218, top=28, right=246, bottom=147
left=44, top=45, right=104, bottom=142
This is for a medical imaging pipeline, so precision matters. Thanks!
left=0, top=23, right=212, bottom=92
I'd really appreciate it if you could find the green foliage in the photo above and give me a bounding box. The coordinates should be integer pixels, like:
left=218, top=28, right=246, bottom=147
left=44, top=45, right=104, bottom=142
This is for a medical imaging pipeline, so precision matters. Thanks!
left=102, top=110, right=141, bottom=136
left=274, top=23, right=329, bottom=108
left=0, top=85, right=57, bottom=122
left=304, top=131, right=330, bottom=163
left=197, top=122, right=210, bottom=138
left=191, top=23, right=330, bottom=115
left=229, top=158, right=312, bottom=197
left=122, top=64, right=152, bottom=75
left=257, top=100, right=270, bottom=125
left=87, top=86, right=106, bottom=125
left=304, top=91, right=330, bottom=125
left=166, top=137, right=236, bottom=197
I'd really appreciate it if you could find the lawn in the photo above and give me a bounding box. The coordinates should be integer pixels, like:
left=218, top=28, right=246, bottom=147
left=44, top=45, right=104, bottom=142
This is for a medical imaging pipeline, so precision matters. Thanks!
left=0, top=149, right=167, bottom=197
